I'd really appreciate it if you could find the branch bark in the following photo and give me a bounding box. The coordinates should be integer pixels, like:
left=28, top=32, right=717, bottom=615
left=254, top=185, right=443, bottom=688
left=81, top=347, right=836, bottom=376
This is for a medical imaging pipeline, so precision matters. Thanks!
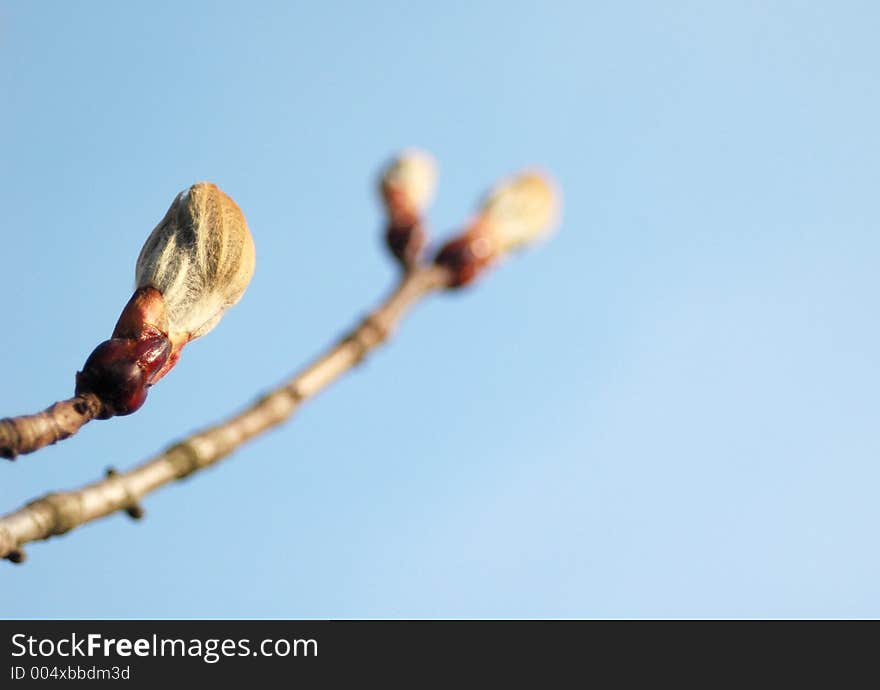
left=0, top=394, right=105, bottom=460
left=0, top=265, right=452, bottom=562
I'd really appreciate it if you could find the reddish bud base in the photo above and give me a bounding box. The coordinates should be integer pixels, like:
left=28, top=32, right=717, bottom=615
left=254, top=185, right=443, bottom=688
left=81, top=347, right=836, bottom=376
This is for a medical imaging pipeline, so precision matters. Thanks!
left=74, top=287, right=173, bottom=417
left=386, top=222, right=426, bottom=268
left=434, top=235, right=492, bottom=287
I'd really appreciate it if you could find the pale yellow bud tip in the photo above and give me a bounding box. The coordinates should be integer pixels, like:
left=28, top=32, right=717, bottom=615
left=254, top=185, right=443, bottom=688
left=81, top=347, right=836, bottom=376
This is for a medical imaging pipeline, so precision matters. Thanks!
left=479, top=171, right=561, bottom=252
left=136, top=182, right=256, bottom=342
left=380, top=148, right=438, bottom=214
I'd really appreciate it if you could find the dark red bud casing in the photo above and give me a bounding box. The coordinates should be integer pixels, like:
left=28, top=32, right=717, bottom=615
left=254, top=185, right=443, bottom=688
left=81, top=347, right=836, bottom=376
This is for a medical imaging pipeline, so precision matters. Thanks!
left=386, top=221, right=426, bottom=269
left=75, top=335, right=171, bottom=417
left=74, top=285, right=175, bottom=417
left=382, top=185, right=426, bottom=269
left=434, top=234, right=494, bottom=288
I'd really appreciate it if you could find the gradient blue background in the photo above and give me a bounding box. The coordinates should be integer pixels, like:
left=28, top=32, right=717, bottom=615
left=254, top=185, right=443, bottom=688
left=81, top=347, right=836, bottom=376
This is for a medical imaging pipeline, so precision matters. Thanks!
left=1, top=1, right=878, bottom=618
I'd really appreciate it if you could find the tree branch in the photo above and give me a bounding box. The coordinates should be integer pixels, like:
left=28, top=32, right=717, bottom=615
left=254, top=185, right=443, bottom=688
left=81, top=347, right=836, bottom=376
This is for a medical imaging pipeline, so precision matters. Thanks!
left=0, top=264, right=452, bottom=562
left=0, top=394, right=105, bottom=460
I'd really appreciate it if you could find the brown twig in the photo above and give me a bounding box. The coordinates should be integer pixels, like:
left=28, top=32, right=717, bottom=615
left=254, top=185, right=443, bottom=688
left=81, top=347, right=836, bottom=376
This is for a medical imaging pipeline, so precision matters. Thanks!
left=0, top=394, right=105, bottom=460
left=0, top=265, right=452, bottom=562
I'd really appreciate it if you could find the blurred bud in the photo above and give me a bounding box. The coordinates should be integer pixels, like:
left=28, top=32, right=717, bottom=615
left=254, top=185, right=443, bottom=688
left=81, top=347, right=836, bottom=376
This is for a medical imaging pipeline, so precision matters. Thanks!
left=380, top=149, right=437, bottom=268
left=479, top=172, right=560, bottom=252
left=435, top=171, right=560, bottom=287
left=380, top=149, right=437, bottom=219
left=76, top=183, right=255, bottom=417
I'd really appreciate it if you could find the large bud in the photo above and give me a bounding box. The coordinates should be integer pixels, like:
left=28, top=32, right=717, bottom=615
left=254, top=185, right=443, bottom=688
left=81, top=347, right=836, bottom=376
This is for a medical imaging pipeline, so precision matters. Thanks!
left=76, top=182, right=255, bottom=416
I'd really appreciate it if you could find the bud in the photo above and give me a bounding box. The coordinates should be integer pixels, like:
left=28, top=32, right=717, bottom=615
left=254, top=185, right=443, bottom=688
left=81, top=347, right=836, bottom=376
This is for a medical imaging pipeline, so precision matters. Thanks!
left=479, top=172, right=559, bottom=252
left=136, top=182, right=256, bottom=346
left=76, top=183, right=255, bottom=416
left=380, top=149, right=437, bottom=219
left=380, top=149, right=437, bottom=268
left=435, top=171, right=560, bottom=287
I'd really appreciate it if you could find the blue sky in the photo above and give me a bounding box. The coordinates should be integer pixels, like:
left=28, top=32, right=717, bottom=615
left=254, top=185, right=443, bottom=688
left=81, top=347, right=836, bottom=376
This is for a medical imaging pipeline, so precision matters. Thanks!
left=1, top=1, right=878, bottom=618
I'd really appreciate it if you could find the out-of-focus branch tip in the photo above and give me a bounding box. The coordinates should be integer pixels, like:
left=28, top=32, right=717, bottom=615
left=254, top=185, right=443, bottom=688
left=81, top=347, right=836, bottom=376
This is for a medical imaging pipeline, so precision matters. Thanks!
left=435, top=170, right=560, bottom=287
left=380, top=149, right=437, bottom=269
